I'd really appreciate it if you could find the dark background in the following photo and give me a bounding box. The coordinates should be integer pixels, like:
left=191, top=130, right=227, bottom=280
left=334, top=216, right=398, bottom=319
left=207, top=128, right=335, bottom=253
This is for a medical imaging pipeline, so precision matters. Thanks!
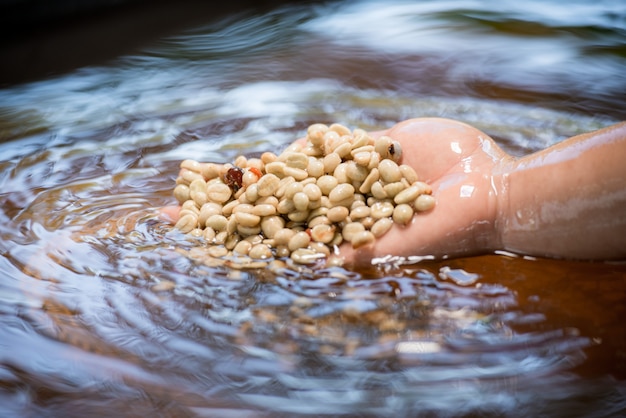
left=0, top=0, right=325, bottom=86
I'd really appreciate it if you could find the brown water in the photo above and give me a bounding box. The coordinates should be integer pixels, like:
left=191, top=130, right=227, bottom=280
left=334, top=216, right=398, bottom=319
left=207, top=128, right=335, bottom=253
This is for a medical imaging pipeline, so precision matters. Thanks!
left=1, top=1, right=625, bottom=416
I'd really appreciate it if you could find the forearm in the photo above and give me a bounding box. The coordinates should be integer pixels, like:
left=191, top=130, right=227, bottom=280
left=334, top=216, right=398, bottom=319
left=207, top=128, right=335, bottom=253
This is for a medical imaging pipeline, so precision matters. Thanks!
left=498, top=122, right=626, bottom=260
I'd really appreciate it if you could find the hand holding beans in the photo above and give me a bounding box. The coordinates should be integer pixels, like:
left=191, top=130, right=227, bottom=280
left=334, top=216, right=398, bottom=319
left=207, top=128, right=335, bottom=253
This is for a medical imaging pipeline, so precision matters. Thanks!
left=163, top=118, right=626, bottom=265
left=170, top=120, right=439, bottom=266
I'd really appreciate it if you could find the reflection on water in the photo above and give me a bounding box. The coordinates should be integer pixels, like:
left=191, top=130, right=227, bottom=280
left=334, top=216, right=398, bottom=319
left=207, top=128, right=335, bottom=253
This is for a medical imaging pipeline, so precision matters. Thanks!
left=1, top=0, right=625, bottom=416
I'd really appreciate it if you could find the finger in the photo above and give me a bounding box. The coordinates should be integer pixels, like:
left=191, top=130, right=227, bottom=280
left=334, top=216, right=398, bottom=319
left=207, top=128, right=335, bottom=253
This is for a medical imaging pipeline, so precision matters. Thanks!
left=159, top=205, right=181, bottom=224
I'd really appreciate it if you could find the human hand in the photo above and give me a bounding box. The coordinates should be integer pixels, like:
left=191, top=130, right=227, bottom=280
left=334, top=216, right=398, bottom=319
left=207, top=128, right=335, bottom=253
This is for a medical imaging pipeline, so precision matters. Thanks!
left=340, top=118, right=511, bottom=266
left=161, top=118, right=513, bottom=266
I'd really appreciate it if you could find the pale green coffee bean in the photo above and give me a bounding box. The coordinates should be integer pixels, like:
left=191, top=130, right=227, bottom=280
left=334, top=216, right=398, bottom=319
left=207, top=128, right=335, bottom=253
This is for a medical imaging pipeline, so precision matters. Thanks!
left=283, top=166, right=308, bottom=181
left=205, top=214, right=228, bottom=231
left=174, top=184, right=190, bottom=203
left=275, top=176, right=295, bottom=198
left=199, top=202, right=223, bottom=226
left=284, top=182, right=303, bottom=199
left=261, top=215, right=285, bottom=239
left=252, top=204, right=276, bottom=217
left=181, top=200, right=200, bottom=213
left=238, top=224, right=262, bottom=236
left=346, top=161, right=368, bottom=182
left=329, top=123, right=351, bottom=136
left=227, top=216, right=238, bottom=234
left=350, top=199, right=366, bottom=210
left=302, top=145, right=323, bottom=157
left=370, top=181, right=388, bottom=200
left=189, top=178, right=207, bottom=193
left=234, top=240, right=253, bottom=255
left=352, top=151, right=371, bottom=166
left=351, top=131, right=371, bottom=149
left=213, top=231, right=228, bottom=245
left=374, top=136, right=392, bottom=158
left=333, top=196, right=355, bottom=208
left=368, top=151, right=381, bottom=170
left=181, top=159, right=203, bottom=173
left=274, top=228, right=295, bottom=245
left=206, top=182, right=232, bottom=203
left=323, top=152, right=341, bottom=174
left=351, top=145, right=374, bottom=156
left=208, top=245, right=228, bottom=257
left=244, top=234, right=264, bottom=245
left=331, top=231, right=344, bottom=246
left=327, top=206, right=349, bottom=223
left=261, top=151, right=277, bottom=164
left=200, top=162, right=220, bottom=180
left=371, top=217, right=393, bottom=237
left=275, top=245, right=291, bottom=258
left=191, top=190, right=209, bottom=207
left=308, top=206, right=328, bottom=220
left=308, top=215, right=331, bottom=228
left=361, top=215, right=375, bottom=229
left=203, top=226, right=216, bottom=241
left=246, top=157, right=264, bottom=170
left=235, top=212, right=261, bottom=228
left=249, top=244, right=272, bottom=259
left=350, top=205, right=371, bottom=220
left=399, top=164, right=419, bottom=184
left=303, top=183, right=322, bottom=201
left=329, top=183, right=355, bottom=204
left=333, top=142, right=352, bottom=159
left=288, top=231, right=311, bottom=251
left=317, top=175, right=338, bottom=196
left=264, top=161, right=286, bottom=177
left=308, top=242, right=331, bottom=257
left=393, top=203, right=414, bottom=225
left=307, top=123, right=329, bottom=147
left=181, top=168, right=204, bottom=184
left=342, top=222, right=365, bottom=242
left=225, top=233, right=240, bottom=250
left=284, top=142, right=303, bottom=153
left=277, top=198, right=296, bottom=214
left=370, top=201, right=394, bottom=219
left=415, top=194, right=436, bottom=212
left=325, top=255, right=344, bottom=267
left=288, top=211, right=309, bottom=223
left=311, top=224, right=335, bottom=243
left=256, top=195, right=279, bottom=207
left=333, top=163, right=349, bottom=184
left=290, top=248, right=325, bottom=265
left=175, top=213, right=197, bottom=233
left=394, top=184, right=420, bottom=204
left=242, top=170, right=260, bottom=186
left=383, top=181, right=406, bottom=198
left=307, top=158, right=325, bottom=178
left=234, top=155, right=247, bottom=168
left=257, top=173, right=280, bottom=197
left=245, top=183, right=259, bottom=202
left=378, top=159, right=402, bottom=183
left=351, top=230, right=375, bottom=248
left=293, top=192, right=310, bottom=212
left=359, top=167, right=379, bottom=194
left=281, top=151, right=309, bottom=170
left=232, top=203, right=254, bottom=214
left=221, top=199, right=239, bottom=216
left=414, top=181, right=433, bottom=195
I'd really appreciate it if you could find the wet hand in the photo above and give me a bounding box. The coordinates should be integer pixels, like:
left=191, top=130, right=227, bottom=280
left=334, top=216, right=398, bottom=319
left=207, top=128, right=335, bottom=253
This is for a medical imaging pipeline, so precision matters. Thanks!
left=340, top=118, right=511, bottom=266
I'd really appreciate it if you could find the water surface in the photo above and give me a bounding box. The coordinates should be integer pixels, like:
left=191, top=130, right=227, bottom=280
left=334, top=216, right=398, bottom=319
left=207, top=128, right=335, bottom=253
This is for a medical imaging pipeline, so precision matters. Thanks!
left=1, top=1, right=625, bottom=416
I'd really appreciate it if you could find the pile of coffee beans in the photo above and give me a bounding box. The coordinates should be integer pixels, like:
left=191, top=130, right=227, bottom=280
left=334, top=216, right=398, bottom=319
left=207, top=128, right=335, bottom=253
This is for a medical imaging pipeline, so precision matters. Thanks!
left=173, top=123, right=435, bottom=265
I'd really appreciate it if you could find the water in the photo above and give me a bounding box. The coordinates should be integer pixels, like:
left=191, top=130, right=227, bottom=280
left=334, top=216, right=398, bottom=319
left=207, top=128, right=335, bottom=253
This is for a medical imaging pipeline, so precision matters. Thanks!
left=1, top=0, right=625, bottom=416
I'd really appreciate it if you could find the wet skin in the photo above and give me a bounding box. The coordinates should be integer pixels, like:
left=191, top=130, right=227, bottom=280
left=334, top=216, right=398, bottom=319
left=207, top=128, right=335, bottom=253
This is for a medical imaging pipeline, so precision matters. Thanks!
left=162, top=118, right=626, bottom=266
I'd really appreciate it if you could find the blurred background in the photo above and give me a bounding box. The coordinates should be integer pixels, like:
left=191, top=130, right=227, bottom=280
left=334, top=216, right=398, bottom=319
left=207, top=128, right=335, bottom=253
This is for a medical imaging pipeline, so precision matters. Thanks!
left=0, top=1, right=625, bottom=416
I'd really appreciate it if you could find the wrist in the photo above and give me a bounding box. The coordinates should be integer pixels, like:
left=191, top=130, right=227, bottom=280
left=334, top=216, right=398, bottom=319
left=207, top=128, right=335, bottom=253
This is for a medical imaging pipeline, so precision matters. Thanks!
left=491, top=156, right=515, bottom=254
